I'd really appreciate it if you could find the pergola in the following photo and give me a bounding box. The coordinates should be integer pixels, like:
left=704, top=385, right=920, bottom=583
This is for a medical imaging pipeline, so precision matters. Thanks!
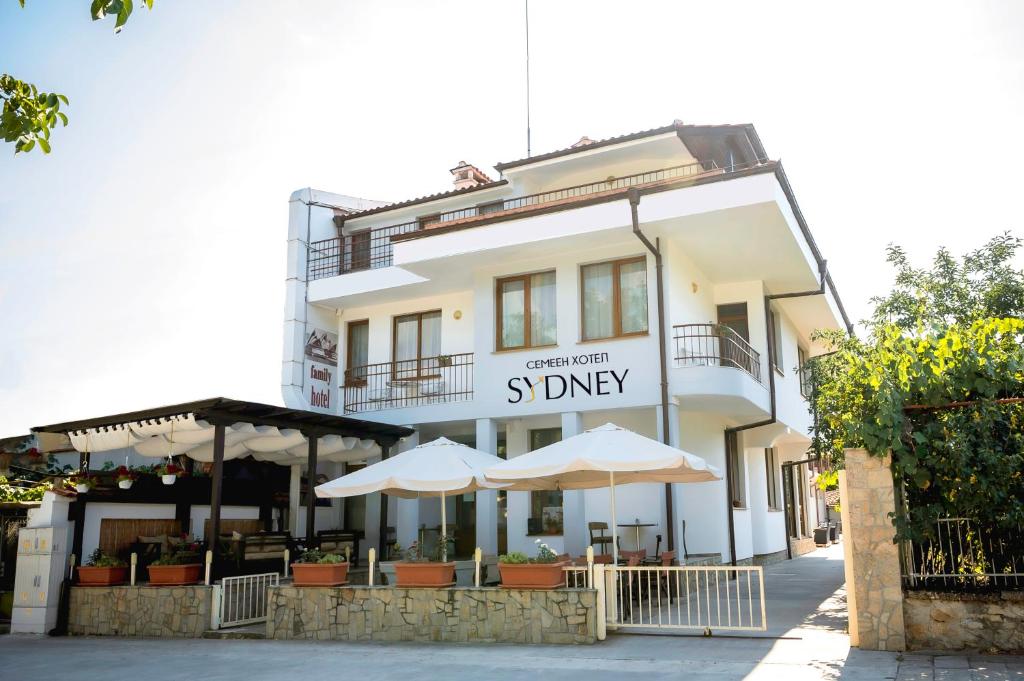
left=31, top=397, right=413, bottom=566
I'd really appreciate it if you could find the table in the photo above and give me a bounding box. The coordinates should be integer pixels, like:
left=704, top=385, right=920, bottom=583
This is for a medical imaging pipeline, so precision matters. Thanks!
left=617, top=522, right=656, bottom=551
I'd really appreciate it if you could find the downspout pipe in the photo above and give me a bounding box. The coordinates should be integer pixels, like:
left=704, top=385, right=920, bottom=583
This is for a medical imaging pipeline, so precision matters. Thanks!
left=721, top=259, right=829, bottom=566
left=627, top=188, right=675, bottom=553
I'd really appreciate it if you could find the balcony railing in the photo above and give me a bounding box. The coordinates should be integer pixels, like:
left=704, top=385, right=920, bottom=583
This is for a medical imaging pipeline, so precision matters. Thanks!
left=307, top=159, right=727, bottom=281
left=342, top=353, right=473, bottom=414
left=672, top=323, right=762, bottom=385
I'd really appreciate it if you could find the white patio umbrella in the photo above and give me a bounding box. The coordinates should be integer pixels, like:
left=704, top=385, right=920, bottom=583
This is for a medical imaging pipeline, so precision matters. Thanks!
left=484, top=423, right=721, bottom=565
left=315, top=437, right=512, bottom=561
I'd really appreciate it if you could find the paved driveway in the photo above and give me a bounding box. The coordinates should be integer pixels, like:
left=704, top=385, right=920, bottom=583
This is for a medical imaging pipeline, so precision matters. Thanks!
left=0, top=545, right=1021, bottom=680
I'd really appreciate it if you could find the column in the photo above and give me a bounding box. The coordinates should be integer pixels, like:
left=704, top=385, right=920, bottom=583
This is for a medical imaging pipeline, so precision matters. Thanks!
left=395, top=431, right=420, bottom=549
left=362, top=450, right=383, bottom=561
left=304, top=433, right=319, bottom=543
left=505, top=420, right=530, bottom=555
left=475, top=418, right=499, bottom=555
left=288, top=464, right=301, bottom=537
left=561, top=412, right=586, bottom=557
left=209, top=423, right=226, bottom=547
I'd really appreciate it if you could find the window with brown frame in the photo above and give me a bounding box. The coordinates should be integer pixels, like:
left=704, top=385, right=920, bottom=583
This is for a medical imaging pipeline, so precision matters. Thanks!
left=496, top=271, right=556, bottom=350
left=392, top=310, right=441, bottom=379
left=345, top=319, right=369, bottom=386
left=580, top=256, right=648, bottom=341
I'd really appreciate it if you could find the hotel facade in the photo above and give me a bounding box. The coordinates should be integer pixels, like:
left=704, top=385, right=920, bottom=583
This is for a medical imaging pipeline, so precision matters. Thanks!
left=282, top=121, right=851, bottom=566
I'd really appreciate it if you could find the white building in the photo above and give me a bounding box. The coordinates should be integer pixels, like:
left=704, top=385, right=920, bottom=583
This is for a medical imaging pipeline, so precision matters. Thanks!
left=282, top=121, right=851, bottom=565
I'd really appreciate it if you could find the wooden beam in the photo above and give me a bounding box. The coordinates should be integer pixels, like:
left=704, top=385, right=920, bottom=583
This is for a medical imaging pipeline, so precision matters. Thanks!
left=305, top=434, right=318, bottom=543
left=209, top=423, right=226, bottom=562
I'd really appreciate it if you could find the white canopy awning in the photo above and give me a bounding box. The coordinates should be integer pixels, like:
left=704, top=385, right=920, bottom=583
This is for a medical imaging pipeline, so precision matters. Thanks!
left=65, top=414, right=382, bottom=467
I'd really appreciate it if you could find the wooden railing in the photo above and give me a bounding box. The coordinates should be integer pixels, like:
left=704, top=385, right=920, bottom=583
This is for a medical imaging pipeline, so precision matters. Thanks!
left=307, top=159, right=732, bottom=281
left=672, top=323, right=762, bottom=384
left=342, top=353, right=474, bottom=413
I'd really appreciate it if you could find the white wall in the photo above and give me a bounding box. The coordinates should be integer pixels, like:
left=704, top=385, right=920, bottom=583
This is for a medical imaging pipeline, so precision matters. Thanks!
left=82, top=503, right=176, bottom=561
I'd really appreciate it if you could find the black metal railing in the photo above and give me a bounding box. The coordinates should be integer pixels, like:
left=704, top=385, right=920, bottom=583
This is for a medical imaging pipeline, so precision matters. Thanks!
left=307, top=159, right=733, bottom=281
left=902, top=517, right=1024, bottom=592
left=342, top=353, right=473, bottom=414
left=672, top=323, right=762, bottom=384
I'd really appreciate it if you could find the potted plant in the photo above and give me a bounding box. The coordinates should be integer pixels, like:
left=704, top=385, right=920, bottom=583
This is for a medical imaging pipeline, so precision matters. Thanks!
left=436, top=354, right=453, bottom=368
left=291, top=549, right=349, bottom=586
left=156, top=462, right=184, bottom=486
left=69, top=474, right=94, bottom=494
left=393, top=538, right=455, bottom=588
left=498, top=540, right=566, bottom=590
left=115, top=465, right=138, bottom=490
left=77, top=548, right=129, bottom=586
left=147, top=545, right=202, bottom=585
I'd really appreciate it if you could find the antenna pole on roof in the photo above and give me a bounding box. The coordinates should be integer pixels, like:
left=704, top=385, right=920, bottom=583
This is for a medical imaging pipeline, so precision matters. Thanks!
left=525, top=0, right=531, bottom=158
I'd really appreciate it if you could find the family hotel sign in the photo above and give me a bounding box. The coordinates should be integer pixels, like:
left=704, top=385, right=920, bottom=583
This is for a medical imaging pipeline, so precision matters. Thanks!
left=507, top=352, right=629, bottom=404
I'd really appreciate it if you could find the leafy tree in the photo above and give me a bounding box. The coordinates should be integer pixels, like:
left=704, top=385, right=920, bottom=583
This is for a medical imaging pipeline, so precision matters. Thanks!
left=2, top=0, right=153, bottom=154
left=809, top=234, right=1024, bottom=541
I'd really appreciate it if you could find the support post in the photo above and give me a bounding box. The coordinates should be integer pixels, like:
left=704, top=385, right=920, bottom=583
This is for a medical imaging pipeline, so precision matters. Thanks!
left=475, top=418, right=499, bottom=555
left=288, top=464, right=301, bottom=536
left=378, top=442, right=391, bottom=555
left=305, top=433, right=319, bottom=544
left=70, top=498, right=86, bottom=572
left=209, top=423, right=226, bottom=562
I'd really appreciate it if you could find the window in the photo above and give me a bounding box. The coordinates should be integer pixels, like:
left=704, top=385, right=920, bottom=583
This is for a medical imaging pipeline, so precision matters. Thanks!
left=765, top=448, right=780, bottom=510
left=717, top=302, right=752, bottom=372
left=798, top=346, right=812, bottom=398
left=496, top=271, right=557, bottom=350
left=418, top=214, right=441, bottom=230
left=768, top=307, right=784, bottom=374
left=717, top=303, right=750, bottom=341
left=392, top=310, right=441, bottom=379
left=528, top=428, right=563, bottom=535
left=581, top=256, right=648, bottom=341
left=727, top=431, right=746, bottom=509
left=345, top=320, right=369, bottom=386
left=347, top=231, right=371, bottom=271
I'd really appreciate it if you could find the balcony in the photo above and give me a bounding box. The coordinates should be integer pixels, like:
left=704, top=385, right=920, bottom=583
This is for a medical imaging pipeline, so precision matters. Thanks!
left=308, top=160, right=726, bottom=282
left=673, top=323, right=762, bottom=384
left=342, top=353, right=473, bottom=414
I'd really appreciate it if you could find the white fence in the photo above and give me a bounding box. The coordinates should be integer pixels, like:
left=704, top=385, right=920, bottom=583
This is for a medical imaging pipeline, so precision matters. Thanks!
left=213, top=572, right=280, bottom=629
left=601, top=564, right=766, bottom=633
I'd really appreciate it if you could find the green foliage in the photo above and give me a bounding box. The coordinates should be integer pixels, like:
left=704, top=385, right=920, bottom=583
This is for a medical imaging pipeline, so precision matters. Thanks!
left=498, top=551, right=528, bottom=564
left=0, top=74, right=68, bottom=154
left=85, top=548, right=126, bottom=568
left=499, top=541, right=560, bottom=564
left=810, top=235, right=1024, bottom=542
left=0, top=476, right=52, bottom=502
left=296, top=549, right=345, bottom=564
left=6, top=1, right=155, bottom=154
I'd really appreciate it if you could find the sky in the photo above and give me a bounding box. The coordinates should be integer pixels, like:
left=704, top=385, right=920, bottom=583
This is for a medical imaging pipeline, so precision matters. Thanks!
left=1, top=1, right=1022, bottom=435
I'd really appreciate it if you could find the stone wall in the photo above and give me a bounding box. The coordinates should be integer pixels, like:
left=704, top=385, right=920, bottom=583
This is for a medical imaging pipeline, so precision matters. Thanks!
left=789, top=536, right=818, bottom=557
left=266, top=586, right=597, bottom=644
left=839, top=449, right=906, bottom=651
left=69, top=586, right=212, bottom=637
left=905, top=591, right=1024, bottom=652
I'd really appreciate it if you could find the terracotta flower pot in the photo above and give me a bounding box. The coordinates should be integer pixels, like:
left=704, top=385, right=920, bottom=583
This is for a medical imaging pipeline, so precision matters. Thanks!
left=77, top=565, right=129, bottom=586
left=393, top=561, right=456, bottom=588
left=291, top=562, right=349, bottom=586
left=498, top=562, right=567, bottom=590
left=147, top=563, right=202, bottom=585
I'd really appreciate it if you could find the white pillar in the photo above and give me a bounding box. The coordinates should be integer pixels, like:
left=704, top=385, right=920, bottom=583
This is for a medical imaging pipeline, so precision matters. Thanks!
left=475, top=418, right=499, bottom=555
left=362, top=450, right=383, bottom=561
left=561, top=412, right=586, bottom=557
left=288, top=464, right=301, bottom=537
left=395, top=431, right=421, bottom=548
left=505, top=420, right=530, bottom=555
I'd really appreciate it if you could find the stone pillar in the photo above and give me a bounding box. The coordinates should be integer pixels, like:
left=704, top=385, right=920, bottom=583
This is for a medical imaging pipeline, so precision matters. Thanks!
left=561, top=412, right=586, bottom=557
left=475, top=418, right=499, bottom=555
left=840, top=448, right=906, bottom=651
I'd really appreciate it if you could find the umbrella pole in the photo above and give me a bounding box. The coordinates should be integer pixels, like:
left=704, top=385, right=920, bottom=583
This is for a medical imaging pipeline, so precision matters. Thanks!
left=441, top=490, right=447, bottom=562
left=609, top=471, right=618, bottom=566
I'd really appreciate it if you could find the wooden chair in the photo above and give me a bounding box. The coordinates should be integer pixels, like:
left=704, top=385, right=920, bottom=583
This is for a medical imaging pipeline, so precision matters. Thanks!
left=588, top=522, right=614, bottom=554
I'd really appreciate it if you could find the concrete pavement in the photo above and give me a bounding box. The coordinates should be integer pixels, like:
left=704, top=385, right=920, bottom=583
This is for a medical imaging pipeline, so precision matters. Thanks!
left=1, top=545, right=1021, bottom=680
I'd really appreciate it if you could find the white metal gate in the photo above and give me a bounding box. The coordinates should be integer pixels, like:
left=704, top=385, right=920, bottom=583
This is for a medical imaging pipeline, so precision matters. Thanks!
left=600, top=564, right=767, bottom=633
left=215, top=572, right=279, bottom=629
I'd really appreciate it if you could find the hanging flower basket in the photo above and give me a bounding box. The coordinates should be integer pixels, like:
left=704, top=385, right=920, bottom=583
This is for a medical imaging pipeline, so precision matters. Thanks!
left=70, top=475, right=94, bottom=494
left=156, top=463, right=184, bottom=486
left=115, top=465, right=137, bottom=490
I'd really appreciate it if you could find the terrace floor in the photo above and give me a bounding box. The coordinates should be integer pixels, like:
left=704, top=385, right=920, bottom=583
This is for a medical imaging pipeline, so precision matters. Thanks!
left=1, top=545, right=1022, bottom=680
